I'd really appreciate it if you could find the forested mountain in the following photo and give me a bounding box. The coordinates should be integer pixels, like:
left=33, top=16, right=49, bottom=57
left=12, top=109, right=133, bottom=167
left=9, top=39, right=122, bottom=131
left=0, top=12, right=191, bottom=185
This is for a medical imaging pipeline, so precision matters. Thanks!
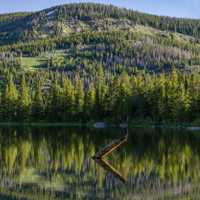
left=0, top=3, right=200, bottom=123
left=1, top=3, right=200, bottom=72
left=1, top=3, right=200, bottom=45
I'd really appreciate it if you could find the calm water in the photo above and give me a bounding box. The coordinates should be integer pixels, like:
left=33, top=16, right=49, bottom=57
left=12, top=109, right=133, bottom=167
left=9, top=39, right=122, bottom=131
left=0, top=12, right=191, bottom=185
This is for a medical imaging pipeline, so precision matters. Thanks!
left=0, top=127, right=200, bottom=200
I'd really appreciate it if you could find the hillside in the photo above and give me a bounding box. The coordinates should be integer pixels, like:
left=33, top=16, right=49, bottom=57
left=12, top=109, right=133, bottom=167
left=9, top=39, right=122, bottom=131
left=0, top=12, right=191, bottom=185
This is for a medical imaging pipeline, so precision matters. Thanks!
left=0, top=3, right=200, bottom=123
left=1, top=3, right=200, bottom=45
left=0, top=3, right=200, bottom=73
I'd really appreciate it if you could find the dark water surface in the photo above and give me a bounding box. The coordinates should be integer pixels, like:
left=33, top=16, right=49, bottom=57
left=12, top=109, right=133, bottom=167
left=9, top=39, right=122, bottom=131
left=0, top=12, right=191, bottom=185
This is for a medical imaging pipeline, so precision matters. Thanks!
left=0, top=127, right=200, bottom=200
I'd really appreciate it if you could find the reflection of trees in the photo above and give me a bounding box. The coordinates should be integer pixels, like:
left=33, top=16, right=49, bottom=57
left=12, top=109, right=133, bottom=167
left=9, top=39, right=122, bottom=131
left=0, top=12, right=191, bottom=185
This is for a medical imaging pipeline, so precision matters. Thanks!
left=109, top=131, right=200, bottom=185
left=0, top=128, right=110, bottom=199
left=0, top=128, right=200, bottom=199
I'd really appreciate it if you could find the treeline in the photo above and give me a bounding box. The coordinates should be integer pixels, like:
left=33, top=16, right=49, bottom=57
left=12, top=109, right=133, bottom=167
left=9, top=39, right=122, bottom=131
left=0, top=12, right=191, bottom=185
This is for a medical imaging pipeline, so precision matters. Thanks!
left=0, top=68, right=200, bottom=123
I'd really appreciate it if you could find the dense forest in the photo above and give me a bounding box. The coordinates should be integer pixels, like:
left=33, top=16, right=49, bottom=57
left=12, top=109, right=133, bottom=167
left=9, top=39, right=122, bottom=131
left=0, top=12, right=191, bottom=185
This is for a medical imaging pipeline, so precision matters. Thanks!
left=1, top=3, right=200, bottom=124
left=0, top=69, right=199, bottom=123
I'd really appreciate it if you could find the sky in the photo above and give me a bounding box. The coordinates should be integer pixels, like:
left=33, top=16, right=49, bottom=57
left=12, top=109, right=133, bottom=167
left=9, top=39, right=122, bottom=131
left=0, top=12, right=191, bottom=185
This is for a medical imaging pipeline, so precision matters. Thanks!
left=0, top=0, right=200, bottom=19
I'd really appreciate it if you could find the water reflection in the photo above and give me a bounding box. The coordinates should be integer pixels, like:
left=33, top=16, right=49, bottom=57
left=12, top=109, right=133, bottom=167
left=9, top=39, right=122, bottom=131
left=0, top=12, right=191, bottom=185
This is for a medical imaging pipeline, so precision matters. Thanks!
left=0, top=127, right=200, bottom=199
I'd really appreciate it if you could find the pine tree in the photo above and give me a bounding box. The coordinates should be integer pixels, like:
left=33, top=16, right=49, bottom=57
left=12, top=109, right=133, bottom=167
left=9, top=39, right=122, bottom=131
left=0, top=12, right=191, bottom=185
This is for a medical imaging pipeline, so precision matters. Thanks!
left=118, top=71, right=131, bottom=121
left=47, top=79, right=62, bottom=121
left=94, top=65, right=107, bottom=118
left=166, top=68, right=179, bottom=121
left=157, top=74, right=166, bottom=122
left=3, top=75, right=19, bottom=121
left=131, top=74, right=146, bottom=119
left=84, top=83, right=95, bottom=119
left=31, top=79, right=44, bottom=121
left=74, top=74, right=84, bottom=119
left=176, top=83, right=191, bottom=122
left=19, top=75, right=31, bottom=121
left=107, top=76, right=120, bottom=119
left=62, top=77, right=75, bottom=121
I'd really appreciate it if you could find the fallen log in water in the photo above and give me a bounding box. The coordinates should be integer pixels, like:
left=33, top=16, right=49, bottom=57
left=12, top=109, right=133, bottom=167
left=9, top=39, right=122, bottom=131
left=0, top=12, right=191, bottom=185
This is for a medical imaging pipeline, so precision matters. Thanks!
left=92, top=134, right=128, bottom=183
left=92, top=134, right=128, bottom=159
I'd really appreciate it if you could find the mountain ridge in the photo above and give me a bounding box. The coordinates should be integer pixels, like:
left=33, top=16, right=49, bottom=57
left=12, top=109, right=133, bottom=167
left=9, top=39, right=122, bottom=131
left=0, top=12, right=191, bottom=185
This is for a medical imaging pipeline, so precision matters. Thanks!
left=1, top=3, right=200, bottom=46
left=1, top=2, right=200, bottom=20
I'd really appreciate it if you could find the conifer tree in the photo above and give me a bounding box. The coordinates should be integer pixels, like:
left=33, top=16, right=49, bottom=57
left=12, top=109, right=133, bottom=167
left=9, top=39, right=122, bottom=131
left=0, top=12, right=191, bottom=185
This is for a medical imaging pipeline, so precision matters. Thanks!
left=19, top=75, right=31, bottom=121
left=165, top=68, right=179, bottom=120
left=62, top=77, right=75, bottom=121
left=47, top=79, right=62, bottom=121
left=74, top=74, right=84, bottom=119
left=118, top=71, right=131, bottom=121
left=31, top=79, right=44, bottom=121
left=3, top=75, right=19, bottom=121
left=84, top=83, right=95, bottom=119
left=94, top=65, right=108, bottom=118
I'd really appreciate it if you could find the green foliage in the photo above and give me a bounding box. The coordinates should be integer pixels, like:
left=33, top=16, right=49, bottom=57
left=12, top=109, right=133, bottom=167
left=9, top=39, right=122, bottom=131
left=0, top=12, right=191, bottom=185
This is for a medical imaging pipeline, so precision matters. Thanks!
left=0, top=70, right=198, bottom=123
left=18, top=75, right=31, bottom=121
left=31, top=79, right=44, bottom=120
left=84, top=83, right=95, bottom=118
left=1, top=75, right=18, bottom=121
left=74, top=74, right=84, bottom=118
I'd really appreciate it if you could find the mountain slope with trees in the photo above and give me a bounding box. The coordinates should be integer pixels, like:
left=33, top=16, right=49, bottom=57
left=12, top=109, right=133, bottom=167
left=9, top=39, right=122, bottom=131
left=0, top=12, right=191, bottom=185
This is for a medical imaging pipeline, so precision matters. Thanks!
left=0, top=3, right=200, bottom=124
left=1, top=3, right=200, bottom=45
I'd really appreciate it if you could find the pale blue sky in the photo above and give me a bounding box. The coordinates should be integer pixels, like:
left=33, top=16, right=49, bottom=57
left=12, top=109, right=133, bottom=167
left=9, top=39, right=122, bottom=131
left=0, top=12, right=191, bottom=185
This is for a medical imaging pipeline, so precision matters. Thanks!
left=0, top=0, right=200, bottom=19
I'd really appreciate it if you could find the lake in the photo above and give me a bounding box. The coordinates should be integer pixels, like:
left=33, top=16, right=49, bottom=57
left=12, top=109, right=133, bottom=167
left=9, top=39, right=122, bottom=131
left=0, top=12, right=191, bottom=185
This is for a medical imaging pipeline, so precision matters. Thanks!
left=0, top=126, right=199, bottom=199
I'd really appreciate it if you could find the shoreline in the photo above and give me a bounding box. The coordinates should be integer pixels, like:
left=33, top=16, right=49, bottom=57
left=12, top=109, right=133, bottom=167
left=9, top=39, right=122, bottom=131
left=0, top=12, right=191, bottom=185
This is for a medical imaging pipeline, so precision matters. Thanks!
left=0, top=122, right=198, bottom=129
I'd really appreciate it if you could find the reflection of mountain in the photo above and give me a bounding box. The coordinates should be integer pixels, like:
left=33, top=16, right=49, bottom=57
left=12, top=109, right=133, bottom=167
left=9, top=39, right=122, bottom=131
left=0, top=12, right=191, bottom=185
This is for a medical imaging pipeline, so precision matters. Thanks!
left=0, top=127, right=200, bottom=199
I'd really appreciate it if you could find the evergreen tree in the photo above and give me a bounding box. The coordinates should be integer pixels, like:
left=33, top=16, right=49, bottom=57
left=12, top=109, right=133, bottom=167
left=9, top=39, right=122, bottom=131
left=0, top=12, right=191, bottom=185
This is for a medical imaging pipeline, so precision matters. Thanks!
left=94, top=66, right=107, bottom=118
left=118, top=71, right=131, bottom=121
left=18, top=75, right=31, bottom=121
left=62, top=78, right=75, bottom=121
left=74, top=74, right=84, bottom=120
left=176, top=83, right=191, bottom=122
left=31, top=79, right=44, bottom=121
left=84, top=83, right=95, bottom=119
left=3, top=75, right=19, bottom=121
left=47, top=79, right=62, bottom=121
